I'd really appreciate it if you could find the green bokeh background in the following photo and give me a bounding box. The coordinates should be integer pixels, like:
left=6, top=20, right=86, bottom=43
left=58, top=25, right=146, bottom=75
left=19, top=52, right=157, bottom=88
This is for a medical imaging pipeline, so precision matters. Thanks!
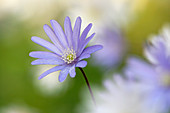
left=0, top=0, right=170, bottom=113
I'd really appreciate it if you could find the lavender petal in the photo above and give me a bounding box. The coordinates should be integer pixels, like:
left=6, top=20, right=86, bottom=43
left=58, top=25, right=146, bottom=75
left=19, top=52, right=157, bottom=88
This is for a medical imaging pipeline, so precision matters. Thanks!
left=79, top=23, right=92, bottom=47
left=69, top=65, right=76, bottom=78
left=43, top=24, right=64, bottom=52
left=73, top=17, right=82, bottom=51
left=50, top=20, right=68, bottom=48
left=78, top=45, right=103, bottom=60
left=38, top=65, right=65, bottom=80
left=76, top=60, right=87, bottom=68
left=59, top=67, right=70, bottom=82
left=29, top=51, right=61, bottom=59
left=126, top=57, right=158, bottom=84
left=31, top=36, right=61, bottom=54
left=31, top=59, right=64, bottom=65
left=78, top=54, right=91, bottom=60
left=64, top=16, right=73, bottom=48
left=81, top=45, right=103, bottom=55
left=78, top=33, right=95, bottom=56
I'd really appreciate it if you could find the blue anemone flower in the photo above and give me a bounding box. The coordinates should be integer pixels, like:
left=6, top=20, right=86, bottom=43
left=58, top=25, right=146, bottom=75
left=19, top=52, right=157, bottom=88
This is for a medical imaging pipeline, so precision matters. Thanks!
left=29, top=16, right=103, bottom=82
left=126, top=26, right=170, bottom=113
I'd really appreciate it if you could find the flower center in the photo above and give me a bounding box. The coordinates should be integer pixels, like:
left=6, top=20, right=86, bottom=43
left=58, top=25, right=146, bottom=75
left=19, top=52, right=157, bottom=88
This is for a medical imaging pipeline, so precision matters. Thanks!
left=62, top=48, right=76, bottom=64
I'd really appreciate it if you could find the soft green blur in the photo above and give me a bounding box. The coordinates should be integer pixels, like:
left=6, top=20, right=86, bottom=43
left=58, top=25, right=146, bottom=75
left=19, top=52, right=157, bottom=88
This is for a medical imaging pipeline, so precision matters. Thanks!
left=126, top=0, right=170, bottom=56
left=0, top=0, right=170, bottom=113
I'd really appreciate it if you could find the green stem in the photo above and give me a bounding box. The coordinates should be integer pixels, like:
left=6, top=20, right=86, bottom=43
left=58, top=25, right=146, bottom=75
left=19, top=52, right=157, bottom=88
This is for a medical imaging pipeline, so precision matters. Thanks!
left=79, top=67, right=96, bottom=105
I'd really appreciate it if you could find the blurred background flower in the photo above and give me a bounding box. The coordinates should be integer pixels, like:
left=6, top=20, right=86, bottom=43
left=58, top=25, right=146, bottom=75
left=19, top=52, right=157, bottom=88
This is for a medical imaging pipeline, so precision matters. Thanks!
left=0, top=0, right=70, bottom=26
left=92, top=26, right=126, bottom=69
left=126, top=26, right=170, bottom=113
left=77, top=75, right=155, bottom=113
left=67, top=0, right=148, bottom=30
left=0, top=0, right=170, bottom=113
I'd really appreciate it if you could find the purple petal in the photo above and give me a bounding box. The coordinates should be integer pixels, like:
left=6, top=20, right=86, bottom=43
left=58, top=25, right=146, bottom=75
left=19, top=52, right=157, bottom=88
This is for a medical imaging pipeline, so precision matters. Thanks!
left=73, top=17, right=82, bottom=51
left=59, top=67, right=70, bottom=82
left=79, top=23, right=92, bottom=45
left=69, top=65, right=76, bottom=78
left=145, top=37, right=168, bottom=68
left=76, top=60, right=87, bottom=68
left=82, top=45, right=103, bottom=55
left=152, top=41, right=168, bottom=68
left=31, top=59, right=64, bottom=65
left=126, top=57, right=158, bottom=84
left=78, top=45, right=103, bottom=60
left=64, top=16, right=73, bottom=48
left=38, top=65, right=65, bottom=80
left=31, top=36, right=61, bottom=54
left=77, top=33, right=95, bottom=56
left=50, top=20, right=68, bottom=48
left=29, top=51, right=61, bottom=59
left=43, top=24, right=64, bottom=52
left=79, top=54, right=91, bottom=60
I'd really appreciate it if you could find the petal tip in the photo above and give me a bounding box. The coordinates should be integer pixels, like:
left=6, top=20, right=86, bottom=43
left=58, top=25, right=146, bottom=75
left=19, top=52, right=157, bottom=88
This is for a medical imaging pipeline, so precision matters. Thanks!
left=70, top=75, right=76, bottom=78
left=43, top=24, right=49, bottom=29
left=98, top=45, right=103, bottom=50
left=59, top=77, right=65, bottom=82
left=29, top=52, right=33, bottom=57
left=31, top=36, right=36, bottom=41
left=76, top=16, right=82, bottom=22
left=76, top=60, right=87, bottom=68
left=65, top=16, right=70, bottom=20
left=31, top=61, right=35, bottom=65
left=31, top=36, right=40, bottom=42
left=77, top=16, right=81, bottom=19
left=38, top=76, right=42, bottom=80
left=50, top=20, right=57, bottom=25
left=89, top=23, right=92, bottom=27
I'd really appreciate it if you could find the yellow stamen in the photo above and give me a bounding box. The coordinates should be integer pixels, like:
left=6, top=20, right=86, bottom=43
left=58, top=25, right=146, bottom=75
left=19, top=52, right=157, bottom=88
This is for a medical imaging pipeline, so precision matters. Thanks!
left=62, top=48, right=76, bottom=64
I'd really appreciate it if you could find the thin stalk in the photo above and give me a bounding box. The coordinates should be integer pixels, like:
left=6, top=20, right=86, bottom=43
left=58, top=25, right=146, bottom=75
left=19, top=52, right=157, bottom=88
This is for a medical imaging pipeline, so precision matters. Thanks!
left=79, top=67, right=96, bottom=105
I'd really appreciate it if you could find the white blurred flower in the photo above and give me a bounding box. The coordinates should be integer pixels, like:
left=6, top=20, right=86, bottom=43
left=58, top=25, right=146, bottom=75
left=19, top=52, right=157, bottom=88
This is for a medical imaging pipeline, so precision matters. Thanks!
left=0, top=0, right=69, bottom=25
left=78, top=75, right=159, bottom=113
left=0, top=103, right=38, bottom=113
left=67, top=0, right=148, bottom=31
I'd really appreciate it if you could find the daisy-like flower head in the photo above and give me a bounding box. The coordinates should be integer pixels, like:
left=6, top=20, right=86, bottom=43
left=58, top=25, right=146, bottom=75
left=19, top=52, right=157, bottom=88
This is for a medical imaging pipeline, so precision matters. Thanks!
left=29, top=16, right=103, bottom=82
left=144, top=26, right=170, bottom=88
left=126, top=25, right=170, bottom=113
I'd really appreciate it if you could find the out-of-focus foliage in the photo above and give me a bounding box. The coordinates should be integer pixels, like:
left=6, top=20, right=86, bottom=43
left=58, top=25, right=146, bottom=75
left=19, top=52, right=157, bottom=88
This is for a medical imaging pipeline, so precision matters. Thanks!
left=126, top=0, right=170, bottom=55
